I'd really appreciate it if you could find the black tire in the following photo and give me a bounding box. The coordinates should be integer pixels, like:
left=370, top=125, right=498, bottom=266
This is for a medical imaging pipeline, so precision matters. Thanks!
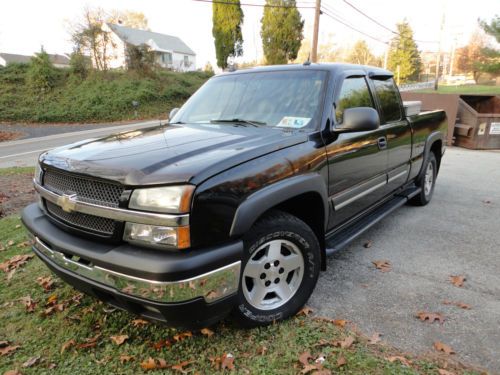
left=409, top=152, right=437, bottom=206
left=232, top=210, right=321, bottom=327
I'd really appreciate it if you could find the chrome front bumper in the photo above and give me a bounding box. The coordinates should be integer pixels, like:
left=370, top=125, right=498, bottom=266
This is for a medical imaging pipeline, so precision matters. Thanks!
left=32, top=236, right=241, bottom=304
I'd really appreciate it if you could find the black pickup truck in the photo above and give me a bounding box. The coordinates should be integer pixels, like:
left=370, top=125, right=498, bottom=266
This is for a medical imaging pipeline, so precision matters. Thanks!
left=22, top=63, right=447, bottom=328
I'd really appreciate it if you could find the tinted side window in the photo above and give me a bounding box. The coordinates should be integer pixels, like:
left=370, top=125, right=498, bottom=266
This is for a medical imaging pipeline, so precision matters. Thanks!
left=336, top=77, right=374, bottom=123
left=372, top=78, right=402, bottom=123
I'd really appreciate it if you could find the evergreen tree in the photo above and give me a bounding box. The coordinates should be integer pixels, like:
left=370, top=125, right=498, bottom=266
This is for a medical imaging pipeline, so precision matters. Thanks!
left=212, top=0, right=244, bottom=69
left=261, top=0, right=304, bottom=65
left=477, top=15, right=500, bottom=77
left=27, top=47, right=58, bottom=93
left=387, top=21, right=422, bottom=82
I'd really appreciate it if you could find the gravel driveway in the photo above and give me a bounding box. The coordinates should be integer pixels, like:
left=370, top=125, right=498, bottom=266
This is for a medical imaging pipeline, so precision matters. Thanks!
left=310, top=147, right=500, bottom=373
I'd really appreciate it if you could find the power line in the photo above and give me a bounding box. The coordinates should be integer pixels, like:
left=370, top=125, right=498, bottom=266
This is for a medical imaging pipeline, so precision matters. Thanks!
left=192, top=0, right=316, bottom=9
left=339, top=0, right=439, bottom=44
left=321, top=8, right=389, bottom=45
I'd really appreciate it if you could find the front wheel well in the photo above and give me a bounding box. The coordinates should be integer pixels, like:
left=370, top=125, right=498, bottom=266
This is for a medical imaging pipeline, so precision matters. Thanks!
left=253, top=192, right=327, bottom=270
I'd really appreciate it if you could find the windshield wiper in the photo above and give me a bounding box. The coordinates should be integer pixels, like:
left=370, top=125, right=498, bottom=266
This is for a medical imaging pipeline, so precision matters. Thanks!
left=210, top=118, right=267, bottom=127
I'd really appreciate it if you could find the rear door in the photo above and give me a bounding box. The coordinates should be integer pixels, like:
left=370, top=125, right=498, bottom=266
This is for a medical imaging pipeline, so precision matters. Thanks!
left=326, top=74, right=388, bottom=228
left=370, top=77, right=412, bottom=192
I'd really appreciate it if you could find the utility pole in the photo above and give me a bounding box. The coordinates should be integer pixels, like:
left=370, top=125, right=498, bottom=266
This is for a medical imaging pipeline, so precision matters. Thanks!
left=434, top=12, right=445, bottom=90
left=311, top=0, right=321, bottom=62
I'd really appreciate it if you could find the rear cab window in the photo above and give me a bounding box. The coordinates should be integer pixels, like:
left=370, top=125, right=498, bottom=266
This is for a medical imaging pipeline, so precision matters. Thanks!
left=371, top=78, right=402, bottom=123
left=335, top=77, right=375, bottom=124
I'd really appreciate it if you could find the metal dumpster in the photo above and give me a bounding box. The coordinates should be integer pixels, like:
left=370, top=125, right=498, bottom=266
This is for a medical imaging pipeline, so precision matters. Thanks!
left=454, top=95, right=500, bottom=150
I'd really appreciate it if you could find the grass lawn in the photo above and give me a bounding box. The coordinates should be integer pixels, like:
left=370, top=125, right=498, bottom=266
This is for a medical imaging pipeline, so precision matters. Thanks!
left=418, top=85, right=500, bottom=95
left=0, top=215, right=482, bottom=374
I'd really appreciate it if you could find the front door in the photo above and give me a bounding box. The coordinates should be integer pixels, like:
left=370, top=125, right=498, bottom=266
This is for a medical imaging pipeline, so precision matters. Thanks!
left=325, top=75, right=388, bottom=228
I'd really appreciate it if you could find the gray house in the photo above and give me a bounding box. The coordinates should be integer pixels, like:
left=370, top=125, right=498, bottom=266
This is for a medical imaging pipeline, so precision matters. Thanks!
left=102, top=23, right=196, bottom=71
left=0, top=53, right=70, bottom=68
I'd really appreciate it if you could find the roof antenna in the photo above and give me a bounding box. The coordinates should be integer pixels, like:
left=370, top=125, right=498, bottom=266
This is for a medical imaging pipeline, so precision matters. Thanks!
left=303, top=52, right=311, bottom=66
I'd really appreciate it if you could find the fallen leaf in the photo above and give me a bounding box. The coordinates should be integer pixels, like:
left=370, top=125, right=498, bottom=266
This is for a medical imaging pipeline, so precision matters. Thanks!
left=443, top=300, right=471, bottom=309
left=0, top=345, right=20, bottom=356
left=0, top=254, right=34, bottom=272
left=337, top=355, right=347, bottom=367
left=19, top=296, right=36, bottom=312
left=386, top=356, right=412, bottom=366
left=16, top=241, right=31, bottom=248
left=22, top=356, right=40, bottom=368
left=363, top=240, right=372, bottom=248
left=301, top=364, right=319, bottom=374
left=119, top=355, right=135, bottom=364
left=256, top=346, right=267, bottom=355
left=173, top=331, right=192, bottom=342
left=15, top=224, right=21, bottom=229
left=152, top=339, right=172, bottom=350
left=110, top=335, right=129, bottom=346
left=4, top=370, right=22, bottom=375
left=60, top=339, right=76, bottom=354
left=48, top=363, right=57, bottom=369
left=46, top=294, right=58, bottom=306
left=43, top=303, right=64, bottom=316
left=434, top=341, right=455, bottom=355
left=221, top=353, right=235, bottom=370
left=368, top=332, right=382, bottom=344
left=416, top=311, right=445, bottom=323
left=299, top=351, right=313, bottom=366
left=36, top=276, right=54, bottom=292
left=372, top=260, right=392, bottom=272
left=171, top=360, right=194, bottom=373
left=131, top=318, right=149, bottom=327
left=94, top=355, right=112, bottom=365
left=297, top=306, right=314, bottom=316
left=140, top=357, right=158, bottom=371
left=6, top=269, right=16, bottom=281
left=76, top=334, right=100, bottom=350
left=339, top=336, right=355, bottom=349
left=332, top=319, right=348, bottom=328
left=438, top=369, right=456, bottom=375
left=200, top=328, right=214, bottom=337
left=449, top=275, right=466, bottom=287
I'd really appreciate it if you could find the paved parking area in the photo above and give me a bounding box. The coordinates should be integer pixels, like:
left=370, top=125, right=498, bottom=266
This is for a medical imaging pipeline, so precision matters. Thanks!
left=310, top=147, right=500, bottom=372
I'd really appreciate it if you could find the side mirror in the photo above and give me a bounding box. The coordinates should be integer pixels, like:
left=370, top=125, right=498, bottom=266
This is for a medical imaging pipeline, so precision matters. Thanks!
left=334, top=107, right=380, bottom=133
left=169, top=108, right=179, bottom=122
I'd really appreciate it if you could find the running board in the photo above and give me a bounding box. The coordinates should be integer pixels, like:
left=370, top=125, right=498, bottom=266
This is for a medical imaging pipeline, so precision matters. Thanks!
left=325, top=186, right=421, bottom=256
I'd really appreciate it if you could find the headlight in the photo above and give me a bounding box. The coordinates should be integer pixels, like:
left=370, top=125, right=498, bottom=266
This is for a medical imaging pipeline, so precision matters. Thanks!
left=123, top=223, right=190, bottom=249
left=34, top=162, right=43, bottom=184
left=129, top=185, right=194, bottom=213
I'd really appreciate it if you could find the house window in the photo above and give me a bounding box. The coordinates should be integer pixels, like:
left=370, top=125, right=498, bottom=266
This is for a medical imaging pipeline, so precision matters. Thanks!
left=161, top=52, right=172, bottom=65
left=183, top=55, right=190, bottom=66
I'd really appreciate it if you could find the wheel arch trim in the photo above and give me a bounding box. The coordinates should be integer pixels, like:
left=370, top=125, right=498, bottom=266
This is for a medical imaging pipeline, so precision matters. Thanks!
left=229, top=174, right=329, bottom=238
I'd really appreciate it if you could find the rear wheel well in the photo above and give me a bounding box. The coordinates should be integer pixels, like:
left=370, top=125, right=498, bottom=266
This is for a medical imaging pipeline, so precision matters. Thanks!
left=430, top=140, right=442, bottom=173
left=252, top=192, right=327, bottom=270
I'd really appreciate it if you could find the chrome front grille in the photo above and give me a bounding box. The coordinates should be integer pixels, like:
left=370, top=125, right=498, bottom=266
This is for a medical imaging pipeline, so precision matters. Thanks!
left=46, top=201, right=115, bottom=235
left=42, top=169, right=124, bottom=237
left=43, top=169, right=123, bottom=208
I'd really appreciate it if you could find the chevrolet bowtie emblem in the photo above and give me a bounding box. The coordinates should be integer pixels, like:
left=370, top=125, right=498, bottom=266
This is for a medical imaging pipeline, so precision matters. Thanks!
left=57, top=193, right=77, bottom=213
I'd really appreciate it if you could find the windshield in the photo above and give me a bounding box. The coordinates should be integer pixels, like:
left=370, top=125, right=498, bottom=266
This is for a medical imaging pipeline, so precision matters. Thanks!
left=171, top=70, right=327, bottom=130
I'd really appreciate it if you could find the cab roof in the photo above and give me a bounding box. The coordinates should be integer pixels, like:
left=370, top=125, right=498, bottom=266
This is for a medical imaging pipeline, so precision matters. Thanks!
left=220, top=62, right=393, bottom=78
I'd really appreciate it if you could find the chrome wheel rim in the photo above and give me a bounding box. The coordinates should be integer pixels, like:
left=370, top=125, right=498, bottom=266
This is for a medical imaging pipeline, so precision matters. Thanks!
left=424, top=162, right=434, bottom=196
left=242, top=239, right=304, bottom=310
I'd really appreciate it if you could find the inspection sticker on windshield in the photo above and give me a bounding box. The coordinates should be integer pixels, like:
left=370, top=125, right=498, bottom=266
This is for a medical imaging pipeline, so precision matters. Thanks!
left=276, top=117, right=311, bottom=128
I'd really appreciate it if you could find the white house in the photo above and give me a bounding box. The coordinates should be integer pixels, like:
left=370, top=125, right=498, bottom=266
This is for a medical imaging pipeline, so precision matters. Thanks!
left=102, top=23, right=196, bottom=71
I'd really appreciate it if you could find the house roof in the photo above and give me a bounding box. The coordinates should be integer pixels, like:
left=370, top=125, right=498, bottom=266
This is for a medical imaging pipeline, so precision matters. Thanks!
left=0, top=53, right=31, bottom=64
left=107, top=23, right=195, bottom=56
left=0, top=53, right=70, bottom=65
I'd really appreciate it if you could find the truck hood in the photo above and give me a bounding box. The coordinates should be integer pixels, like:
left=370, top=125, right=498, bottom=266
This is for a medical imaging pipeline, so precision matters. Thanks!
left=41, top=123, right=308, bottom=186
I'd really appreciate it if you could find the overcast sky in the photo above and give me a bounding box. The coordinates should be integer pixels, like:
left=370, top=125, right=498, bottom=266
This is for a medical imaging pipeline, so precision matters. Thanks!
left=0, top=0, right=495, bottom=69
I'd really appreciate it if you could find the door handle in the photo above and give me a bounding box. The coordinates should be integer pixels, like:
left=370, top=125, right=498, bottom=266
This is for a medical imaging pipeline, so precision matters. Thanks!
left=378, top=137, right=387, bottom=150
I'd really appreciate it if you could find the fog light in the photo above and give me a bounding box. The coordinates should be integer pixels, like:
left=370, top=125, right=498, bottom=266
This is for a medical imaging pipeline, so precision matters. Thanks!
left=123, top=223, right=190, bottom=249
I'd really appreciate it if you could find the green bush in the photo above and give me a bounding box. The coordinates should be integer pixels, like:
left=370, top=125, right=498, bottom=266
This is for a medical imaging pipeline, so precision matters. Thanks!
left=0, top=68, right=209, bottom=123
left=27, top=49, right=60, bottom=93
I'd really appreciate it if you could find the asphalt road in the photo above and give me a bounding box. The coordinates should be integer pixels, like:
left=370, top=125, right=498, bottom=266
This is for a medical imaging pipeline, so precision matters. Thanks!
left=0, top=120, right=162, bottom=168
left=310, top=147, right=500, bottom=372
